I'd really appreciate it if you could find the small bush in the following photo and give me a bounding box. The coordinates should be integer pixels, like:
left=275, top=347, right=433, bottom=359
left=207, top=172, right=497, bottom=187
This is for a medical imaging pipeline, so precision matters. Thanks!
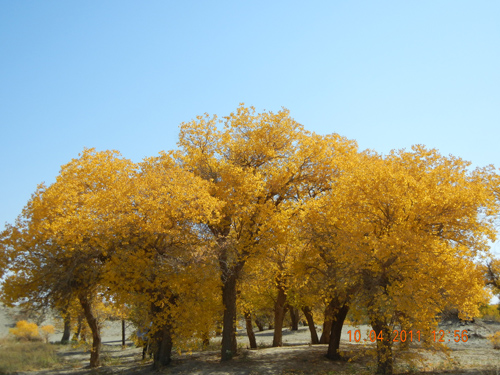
left=488, top=331, right=500, bottom=349
left=479, top=304, right=500, bottom=322
left=9, top=320, right=41, bottom=341
left=40, top=325, right=55, bottom=343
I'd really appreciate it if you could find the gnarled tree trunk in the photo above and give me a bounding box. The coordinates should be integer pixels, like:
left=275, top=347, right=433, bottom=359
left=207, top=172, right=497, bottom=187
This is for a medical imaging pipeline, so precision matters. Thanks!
left=78, top=294, right=101, bottom=368
left=272, top=284, right=287, bottom=347
left=244, top=311, right=257, bottom=349
left=61, top=313, right=71, bottom=344
left=302, top=306, right=319, bottom=344
left=327, top=303, right=349, bottom=360
left=220, top=258, right=244, bottom=360
left=152, top=322, right=173, bottom=369
left=319, top=302, right=334, bottom=344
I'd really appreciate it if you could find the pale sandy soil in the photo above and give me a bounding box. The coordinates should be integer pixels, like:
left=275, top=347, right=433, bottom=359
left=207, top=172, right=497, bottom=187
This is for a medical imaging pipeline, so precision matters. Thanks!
left=2, top=304, right=500, bottom=374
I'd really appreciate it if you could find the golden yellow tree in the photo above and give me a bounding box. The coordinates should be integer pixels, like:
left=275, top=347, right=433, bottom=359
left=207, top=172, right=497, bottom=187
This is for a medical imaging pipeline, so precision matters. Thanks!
left=238, top=258, right=277, bottom=347
left=239, top=239, right=300, bottom=348
left=177, top=104, right=357, bottom=360
left=103, top=151, right=222, bottom=369
left=250, top=206, right=308, bottom=347
left=316, top=146, right=498, bottom=374
left=297, top=186, right=363, bottom=358
left=1, top=148, right=134, bottom=368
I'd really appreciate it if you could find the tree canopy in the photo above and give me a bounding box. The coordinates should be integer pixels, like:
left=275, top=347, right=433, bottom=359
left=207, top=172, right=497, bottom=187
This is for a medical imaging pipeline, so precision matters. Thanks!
left=1, top=106, right=498, bottom=375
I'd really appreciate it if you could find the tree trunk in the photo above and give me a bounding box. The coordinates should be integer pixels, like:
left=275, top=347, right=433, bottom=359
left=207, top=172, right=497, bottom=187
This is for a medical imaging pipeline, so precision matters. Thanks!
left=319, top=302, right=334, bottom=344
left=220, top=260, right=244, bottom=361
left=150, top=295, right=176, bottom=369
left=254, top=317, right=264, bottom=332
left=152, top=322, right=173, bottom=369
left=399, top=323, right=411, bottom=350
left=272, top=285, right=287, bottom=347
left=327, top=303, right=349, bottom=360
left=201, top=328, right=210, bottom=348
left=78, top=294, right=101, bottom=368
left=61, top=313, right=71, bottom=344
left=244, top=311, right=257, bottom=349
left=371, top=317, right=393, bottom=375
left=122, top=319, right=126, bottom=348
left=215, top=321, right=222, bottom=336
left=302, top=306, right=319, bottom=344
left=290, top=307, right=300, bottom=331
left=73, top=314, right=83, bottom=341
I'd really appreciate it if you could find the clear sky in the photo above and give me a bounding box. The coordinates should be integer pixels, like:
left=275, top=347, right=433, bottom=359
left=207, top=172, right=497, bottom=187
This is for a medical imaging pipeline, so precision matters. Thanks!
left=1, top=1, right=499, bottom=255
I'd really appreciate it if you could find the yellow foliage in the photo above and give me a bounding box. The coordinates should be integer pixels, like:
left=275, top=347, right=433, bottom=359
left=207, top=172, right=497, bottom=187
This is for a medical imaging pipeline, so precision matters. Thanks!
left=41, top=324, right=55, bottom=334
left=9, top=320, right=40, bottom=341
left=40, top=324, right=55, bottom=343
left=488, top=331, right=500, bottom=349
left=298, top=145, right=498, bottom=372
left=1, top=105, right=499, bottom=370
left=479, top=304, right=500, bottom=322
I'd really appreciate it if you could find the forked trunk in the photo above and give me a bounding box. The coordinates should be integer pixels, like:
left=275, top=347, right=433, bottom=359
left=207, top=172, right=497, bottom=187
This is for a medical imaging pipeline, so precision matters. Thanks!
left=244, top=311, right=257, bottom=349
left=302, top=306, right=319, bottom=344
left=327, top=303, right=349, bottom=360
left=78, top=294, right=101, bottom=368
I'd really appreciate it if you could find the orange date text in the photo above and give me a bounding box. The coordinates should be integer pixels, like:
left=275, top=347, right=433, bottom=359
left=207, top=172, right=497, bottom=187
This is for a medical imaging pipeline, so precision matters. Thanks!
left=346, top=329, right=469, bottom=343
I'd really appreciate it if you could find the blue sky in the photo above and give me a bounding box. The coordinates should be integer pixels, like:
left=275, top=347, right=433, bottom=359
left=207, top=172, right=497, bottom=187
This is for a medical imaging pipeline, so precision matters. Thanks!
left=1, top=1, right=499, bottom=256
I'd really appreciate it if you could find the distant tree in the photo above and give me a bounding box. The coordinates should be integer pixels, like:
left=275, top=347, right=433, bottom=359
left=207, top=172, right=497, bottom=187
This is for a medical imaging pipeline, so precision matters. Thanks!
left=485, top=258, right=500, bottom=310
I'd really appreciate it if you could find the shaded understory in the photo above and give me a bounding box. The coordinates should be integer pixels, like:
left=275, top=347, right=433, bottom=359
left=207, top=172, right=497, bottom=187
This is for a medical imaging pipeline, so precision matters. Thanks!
left=18, top=339, right=500, bottom=375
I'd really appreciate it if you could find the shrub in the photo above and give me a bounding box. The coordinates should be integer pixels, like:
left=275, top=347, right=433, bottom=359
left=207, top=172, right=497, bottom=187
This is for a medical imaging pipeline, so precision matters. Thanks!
left=9, top=320, right=41, bottom=341
left=479, top=304, right=500, bottom=322
left=40, top=324, right=56, bottom=343
left=488, top=331, right=500, bottom=349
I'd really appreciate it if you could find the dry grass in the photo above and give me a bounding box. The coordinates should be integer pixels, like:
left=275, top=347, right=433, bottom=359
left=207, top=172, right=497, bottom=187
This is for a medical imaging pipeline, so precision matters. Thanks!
left=0, top=338, right=61, bottom=374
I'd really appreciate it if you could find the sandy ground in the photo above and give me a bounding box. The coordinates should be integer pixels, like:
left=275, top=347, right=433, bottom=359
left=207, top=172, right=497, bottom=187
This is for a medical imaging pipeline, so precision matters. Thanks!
left=2, top=304, right=500, bottom=374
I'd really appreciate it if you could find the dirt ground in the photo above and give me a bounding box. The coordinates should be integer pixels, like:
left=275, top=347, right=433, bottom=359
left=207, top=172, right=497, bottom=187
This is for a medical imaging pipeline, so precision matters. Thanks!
left=2, top=305, right=500, bottom=374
